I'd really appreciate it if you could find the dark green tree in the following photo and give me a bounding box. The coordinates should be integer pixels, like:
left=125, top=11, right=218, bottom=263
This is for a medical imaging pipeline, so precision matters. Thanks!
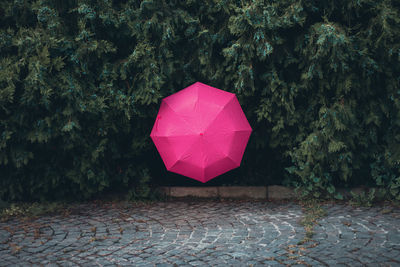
left=0, top=0, right=399, bottom=201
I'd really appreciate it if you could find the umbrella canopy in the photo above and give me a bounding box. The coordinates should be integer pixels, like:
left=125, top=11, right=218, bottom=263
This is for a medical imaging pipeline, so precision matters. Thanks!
left=150, top=82, right=252, bottom=183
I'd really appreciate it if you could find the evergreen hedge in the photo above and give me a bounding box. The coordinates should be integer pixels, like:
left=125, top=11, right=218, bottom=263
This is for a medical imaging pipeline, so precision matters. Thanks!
left=1, top=0, right=399, bottom=201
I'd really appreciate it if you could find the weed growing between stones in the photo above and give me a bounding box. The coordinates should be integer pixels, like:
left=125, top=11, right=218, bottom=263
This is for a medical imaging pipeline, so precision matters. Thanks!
left=273, top=199, right=327, bottom=266
left=298, top=199, right=327, bottom=245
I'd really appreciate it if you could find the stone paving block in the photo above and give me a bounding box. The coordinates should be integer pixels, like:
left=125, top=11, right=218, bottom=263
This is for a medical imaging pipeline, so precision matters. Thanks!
left=189, top=260, right=206, bottom=266
left=262, top=260, right=281, bottom=266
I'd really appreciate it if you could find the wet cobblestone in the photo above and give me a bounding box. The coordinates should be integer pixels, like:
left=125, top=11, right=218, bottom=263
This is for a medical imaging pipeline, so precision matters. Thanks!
left=0, top=201, right=399, bottom=266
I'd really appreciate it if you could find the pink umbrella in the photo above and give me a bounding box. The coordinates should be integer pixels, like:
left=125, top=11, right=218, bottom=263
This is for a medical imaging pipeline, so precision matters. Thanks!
left=150, top=82, right=252, bottom=183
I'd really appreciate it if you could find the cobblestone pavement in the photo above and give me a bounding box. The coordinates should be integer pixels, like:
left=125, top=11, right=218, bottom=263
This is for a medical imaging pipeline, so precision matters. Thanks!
left=0, top=201, right=399, bottom=266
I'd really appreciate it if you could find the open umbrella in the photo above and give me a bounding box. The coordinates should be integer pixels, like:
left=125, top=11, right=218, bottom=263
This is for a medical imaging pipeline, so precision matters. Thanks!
left=150, top=82, right=252, bottom=183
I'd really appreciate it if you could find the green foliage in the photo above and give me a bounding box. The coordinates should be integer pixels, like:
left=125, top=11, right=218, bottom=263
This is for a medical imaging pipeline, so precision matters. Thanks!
left=349, top=188, right=376, bottom=207
left=0, top=0, right=399, bottom=200
left=0, top=199, right=9, bottom=211
left=371, top=154, right=400, bottom=201
left=126, top=168, right=154, bottom=200
left=0, top=202, right=66, bottom=221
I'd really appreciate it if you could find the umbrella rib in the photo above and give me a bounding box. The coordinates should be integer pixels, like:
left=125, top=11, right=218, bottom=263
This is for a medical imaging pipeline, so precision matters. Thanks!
left=163, top=100, right=197, bottom=135
left=203, top=138, right=240, bottom=167
left=168, top=157, right=180, bottom=171
left=169, top=134, right=202, bottom=167
left=203, top=94, right=236, bottom=134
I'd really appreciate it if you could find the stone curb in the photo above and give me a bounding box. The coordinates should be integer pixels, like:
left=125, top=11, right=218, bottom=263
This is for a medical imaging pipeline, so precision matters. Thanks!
left=156, top=186, right=373, bottom=200
left=156, top=186, right=294, bottom=200
left=219, top=186, right=267, bottom=199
